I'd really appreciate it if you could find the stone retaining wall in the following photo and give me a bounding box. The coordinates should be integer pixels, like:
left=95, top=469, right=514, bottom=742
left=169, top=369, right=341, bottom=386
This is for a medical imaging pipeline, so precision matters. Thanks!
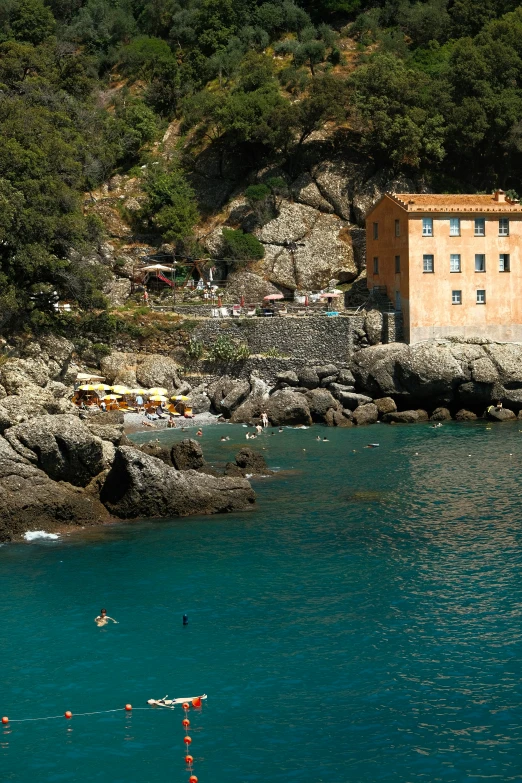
left=193, top=315, right=366, bottom=364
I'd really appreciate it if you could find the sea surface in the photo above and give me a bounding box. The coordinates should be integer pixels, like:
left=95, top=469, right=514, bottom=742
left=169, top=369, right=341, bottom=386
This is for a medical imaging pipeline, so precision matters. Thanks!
left=2, top=421, right=522, bottom=782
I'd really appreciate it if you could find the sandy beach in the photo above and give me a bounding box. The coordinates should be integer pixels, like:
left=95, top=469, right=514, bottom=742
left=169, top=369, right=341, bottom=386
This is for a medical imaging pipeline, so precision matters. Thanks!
left=123, top=410, right=223, bottom=434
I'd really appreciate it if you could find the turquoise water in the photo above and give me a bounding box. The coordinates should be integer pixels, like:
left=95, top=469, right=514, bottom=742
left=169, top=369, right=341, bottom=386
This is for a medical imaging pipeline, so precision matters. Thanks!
left=2, top=421, right=522, bottom=782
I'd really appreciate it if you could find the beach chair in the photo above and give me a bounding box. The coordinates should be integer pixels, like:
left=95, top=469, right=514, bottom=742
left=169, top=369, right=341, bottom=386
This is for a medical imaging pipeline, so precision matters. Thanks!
left=297, top=309, right=306, bottom=316
left=246, top=307, right=256, bottom=317
left=232, top=305, right=241, bottom=317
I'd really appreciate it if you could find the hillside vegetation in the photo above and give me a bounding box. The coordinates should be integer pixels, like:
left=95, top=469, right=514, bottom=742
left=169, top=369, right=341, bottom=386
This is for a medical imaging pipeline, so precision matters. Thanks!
left=1, top=0, right=522, bottom=330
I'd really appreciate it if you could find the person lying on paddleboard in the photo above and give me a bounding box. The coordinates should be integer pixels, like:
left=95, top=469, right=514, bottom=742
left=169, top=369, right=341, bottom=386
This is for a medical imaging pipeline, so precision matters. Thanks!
left=147, top=695, right=207, bottom=708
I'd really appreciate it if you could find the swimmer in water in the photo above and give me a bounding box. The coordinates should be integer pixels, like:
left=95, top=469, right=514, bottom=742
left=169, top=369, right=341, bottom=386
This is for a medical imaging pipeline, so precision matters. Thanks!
left=95, top=609, right=118, bottom=626
left=323, top=437, right=329, bottom=442
left=316, top=435, right=321, bottom=441
left=196, top=429, right=203, bottom=436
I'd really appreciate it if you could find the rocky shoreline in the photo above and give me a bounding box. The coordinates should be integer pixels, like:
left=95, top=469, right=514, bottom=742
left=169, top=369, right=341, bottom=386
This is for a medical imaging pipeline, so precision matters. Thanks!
left=3, top=334, right=522, bottom=541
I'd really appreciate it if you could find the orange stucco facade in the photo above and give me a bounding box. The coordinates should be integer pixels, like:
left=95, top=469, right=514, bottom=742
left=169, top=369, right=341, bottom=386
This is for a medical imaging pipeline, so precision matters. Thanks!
left=366, top=192, right=522, bottom=343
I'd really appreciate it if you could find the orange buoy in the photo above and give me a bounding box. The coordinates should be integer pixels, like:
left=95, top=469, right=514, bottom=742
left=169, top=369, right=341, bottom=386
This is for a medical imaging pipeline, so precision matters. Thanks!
left=125, top=704, right=132, bottom=711
left=182, top=702, right=190, bottom=710
left=192, top=697, right=202, bottom=707
left=185, top=755, right=193, bottom=764
left=64, top=711, right=72, bottom=719
left=1, top=717, right=8, bottom=725
left=189, top=776, right=198, bottom=783
left=184, top=735, right=192, bottom=745
left=182, top=718, right=190, bottom=727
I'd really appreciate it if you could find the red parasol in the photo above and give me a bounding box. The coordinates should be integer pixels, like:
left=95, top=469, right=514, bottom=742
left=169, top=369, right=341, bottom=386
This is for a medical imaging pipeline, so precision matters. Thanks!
left=304, top=295, right=309, bottom=306
left=240, top=295, right=245, bottom=308
left=218, top=295, right=222, bottom=307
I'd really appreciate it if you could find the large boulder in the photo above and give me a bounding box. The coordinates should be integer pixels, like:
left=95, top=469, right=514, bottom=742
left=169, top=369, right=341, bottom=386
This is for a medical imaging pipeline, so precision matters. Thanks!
left=0, top=435, right=109, bottom=542
left=352, top=403, right=379, bottom=426
left=100, top=351, right=135, bottom=384
left=484, top=344, right=522, bottom=386
left=4, top=414, right=105, bottom=486
left=224, top=447, right=274, bottom=477
left=170, top=439, right=205, bottom=471
left=352, top=169, right=416, bottom=225
left=374, top=397, right=397, bottom=415
left=220, top=380, right=251, bottom=418
left=455, top=409, right=477, bottom=421
left=334, top=391, right=373, bottom=411
left=312, top=364, right=339, bottom=380
left=305, top=389, right=338, bottom=421
left=266, top=390, right=312, bottom=426
left=100, top=447, right=255, bottom=519
left=207, top=375, right=237, bottom=411
left=430, top=407, right=452, bottom=421
left=382, top=410, right=421, bottom=424
left=255, top=201, right=357, bottom=290
left=487, top=406, right=516, bottom=421
left=82, top=409, right=125, bottom=445
left=298, top=367, right=320, bottom=390
left=225, top=270, right=281, bottom=302
left=136, top=355, right=181, bottom=391
left=187, top=393, right=211, bottom=415
left=275, top=371, right=299, bottom=387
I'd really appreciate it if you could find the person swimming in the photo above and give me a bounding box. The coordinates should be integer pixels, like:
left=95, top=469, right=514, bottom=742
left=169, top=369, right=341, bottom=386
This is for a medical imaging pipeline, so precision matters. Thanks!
left=95, top=609, right=118, bottom=627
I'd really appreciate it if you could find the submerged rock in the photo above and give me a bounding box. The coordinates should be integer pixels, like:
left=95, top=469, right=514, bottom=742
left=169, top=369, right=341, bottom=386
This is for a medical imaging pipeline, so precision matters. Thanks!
left=224, top=447, right=274, bottom=477
left=100, top=447, right=255, bottom=519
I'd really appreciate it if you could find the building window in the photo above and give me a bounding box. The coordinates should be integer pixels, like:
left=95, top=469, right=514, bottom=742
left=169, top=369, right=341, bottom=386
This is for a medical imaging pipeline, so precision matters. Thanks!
left=452, top=290, right=462, bottom=305
left=395, top=255, right=401, bottom=273
left=423, top=254, right=434, bottom=273
left=422, top=217, right=433, bottom=236
left=395, top=219, right=400, bottom=237
left=373, top=257, right=379, bottom=274
left=499, top=218, right=509, bottom=236
left=475, top=254, right=486, bottom=272
left=476, top=289, right=486, bottom=305
left=450, top=254, right=461, bottom=272
left=474, top=218, right=485, bottom=236
left=499, top=253, right=510, bottom=272
left=450, top=218, right=460, bottom=236
left=373, top=222, right=378, bottom=239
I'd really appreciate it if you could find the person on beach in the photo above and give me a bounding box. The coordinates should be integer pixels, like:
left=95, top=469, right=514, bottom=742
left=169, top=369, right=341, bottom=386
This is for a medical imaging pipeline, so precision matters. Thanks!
left=95, top=609, right=118, bottom=627
left=261, top=412, right=269, bottom=428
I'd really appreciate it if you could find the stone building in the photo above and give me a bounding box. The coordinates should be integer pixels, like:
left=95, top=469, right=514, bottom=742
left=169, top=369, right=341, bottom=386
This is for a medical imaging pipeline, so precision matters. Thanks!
left=365, top=191, right=522, bottom=343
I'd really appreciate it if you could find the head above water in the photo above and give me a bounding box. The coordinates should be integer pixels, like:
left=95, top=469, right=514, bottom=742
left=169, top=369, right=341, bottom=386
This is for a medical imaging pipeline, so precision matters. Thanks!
left=100, top=609, right=107, bottom=615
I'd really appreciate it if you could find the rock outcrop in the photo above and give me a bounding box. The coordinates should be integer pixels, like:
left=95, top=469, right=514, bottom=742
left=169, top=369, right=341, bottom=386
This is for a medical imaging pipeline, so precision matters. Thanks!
left=224, top=447, right=274, bottom=477
left=100, top=447, right=255, bottom=519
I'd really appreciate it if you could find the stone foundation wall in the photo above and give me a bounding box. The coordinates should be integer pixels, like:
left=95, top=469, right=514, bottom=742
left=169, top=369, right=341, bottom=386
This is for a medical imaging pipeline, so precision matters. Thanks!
left=193, top=315, right=366, bottom=364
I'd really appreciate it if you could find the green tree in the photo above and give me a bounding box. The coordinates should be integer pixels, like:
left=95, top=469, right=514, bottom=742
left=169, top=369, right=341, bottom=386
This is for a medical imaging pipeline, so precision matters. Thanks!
left=221, top=228, right=264, bottom=268
left=10, top=0, right=56, bottom=45
left=142, top=165, right=200, bottom=244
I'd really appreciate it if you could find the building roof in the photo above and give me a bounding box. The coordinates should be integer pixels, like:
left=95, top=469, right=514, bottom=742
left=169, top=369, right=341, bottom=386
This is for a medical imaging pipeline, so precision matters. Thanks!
left=388, top=191, right=522, bottom=213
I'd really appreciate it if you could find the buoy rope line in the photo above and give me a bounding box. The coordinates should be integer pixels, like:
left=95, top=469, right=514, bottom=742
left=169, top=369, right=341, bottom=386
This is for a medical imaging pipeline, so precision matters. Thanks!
left=2, top=695, right=206, bottom=783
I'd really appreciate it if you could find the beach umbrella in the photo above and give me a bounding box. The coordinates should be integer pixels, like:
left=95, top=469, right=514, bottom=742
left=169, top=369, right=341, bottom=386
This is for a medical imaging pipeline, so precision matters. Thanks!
left=92, top=383, right=113, bottom=391
left=148, top=387, right=168, bottom=396
left=76, top=373, right=104, bottom=381
left=319, top=292, right=341, bottom=298
left=240, top=295, right=245, bottom=307
left=112, top=385, right=131, bottom=395
left=141, top=264, right=173, bottom=272
left=263, top=294, right=284, bottom=300
left=172, top=395, right=189, bottom=401
left=78, top=384, right=99, bottom=391
left=130, top=388, right=148, bottom=396
left=304, top=295, right=309, bottom=306
left=149, top=394, right=168, bottom=402
left=102, top=394, right=122, bottom=400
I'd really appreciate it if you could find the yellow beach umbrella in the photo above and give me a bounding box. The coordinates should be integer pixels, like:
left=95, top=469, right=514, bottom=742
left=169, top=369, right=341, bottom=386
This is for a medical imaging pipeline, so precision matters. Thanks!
left=130, top=388, right=148, bottom=396
left=171, top=395, right=189, bottom=401
left=112, top=385, right=131, bottom=395
left=148, top=387, right=168, bottom=396
left=149, top=394, right=168, bottom=402
left=78, top=384, right=98, bottom=391
left=102, top=394, right=122, bottom=400
left=92, top=383, right=113, bottom=391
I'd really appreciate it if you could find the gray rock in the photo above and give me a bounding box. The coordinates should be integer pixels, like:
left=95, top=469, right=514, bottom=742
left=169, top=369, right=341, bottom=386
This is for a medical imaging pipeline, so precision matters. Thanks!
left=224, top=447, right=274, bottom=477
left=458, top=381, right=494, bottom=404
left=266, top=390, right=312, bottom=426
left=352, top=169, right=416, bottom=225
left=320, top=374, right=338, bottom=387
left=138, top=442, right=173, bottom=466
left=455, top=409, right=478, bottom=421
left=207, top=376, right=236, bottom=411
left=312, top=364, right=339, bottom=379
left=136, top=355, right=181, bottom=391
left=103, top=278, right=131, bottom=307
left=374, top=397, right=397, bottom=415
left=249, top=374, right=270, bottom=400
left=276, top=371, right=299, bottom=387
left=100, top=447, right=255, bottom=519
left=484, top=343, right=522, bottom=385
left=0, top=434, right=109, bottom=542
left=364, top=310, right=384, bottom=345
left=291, top=171, right=335, bottom=214
left=188, top=393, right=211, bottom=415
left=352, top=403, right=379, bottom=426
left=430, top=407, right=452, bottom=421
left=305, top=389, right=338, bottom=421
left=225, top=270, right=281, bottom=302
left=325, top=408, right=353, bottom=427
left=382, top=410, right=420, bottom=424
left=328, top=383, right=358, bottom=401
left=471, top=356, right=498, bottom=384
left=100, top=351, right=134, bottom=384
left=4, top=414, right=105, bottom=487
left=337, top=369, right=355, bottom=386
left=298, top=367, right=320, bottom=390
left=82, top=410, right=125, bottom=445
left=220, top=380, right=251, bottom=418
left=171, top=439, right=205, bottom=471
left=487, top=407, right=516, bottom=421
left=416, top=409, right=429, bottom=422
left=335, top=391, right=373, bottom=411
